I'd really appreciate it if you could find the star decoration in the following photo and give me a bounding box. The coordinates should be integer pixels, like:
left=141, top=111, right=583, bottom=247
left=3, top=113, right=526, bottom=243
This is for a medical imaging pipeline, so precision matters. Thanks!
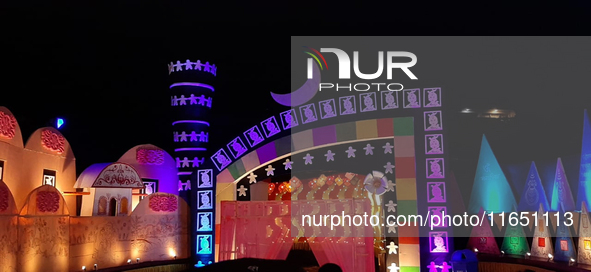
left=386, top=200, right=397, bottom=212
left=265, top=165, right=275, bottom=176
left=304, top=153, right=314, bottom=165
left=386, top=180, right=396, bottom=192
left=346, top=146, right=356, bottom=158
left=383, top=142, right=394, bottom=154
left=384, top=162, right=395, bottom=174
left=387, top=263, right=400, bottom=272
left=283, top=158, right=293, bottom=170
left=363, top=143, right=374, bottom=155
left=248, top=172, right=258, bottom=184
left=388, top=223, right=397, bottom=234
left=325, top=150, right=335, bottom=162
left=386, top=241, right=398, bottom=254
left=237, top=185, right=248, bottom=197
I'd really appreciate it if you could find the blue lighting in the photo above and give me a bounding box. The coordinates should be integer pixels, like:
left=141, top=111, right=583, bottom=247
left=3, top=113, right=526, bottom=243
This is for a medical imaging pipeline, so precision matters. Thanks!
left=57, top=118, right=64, bottom=129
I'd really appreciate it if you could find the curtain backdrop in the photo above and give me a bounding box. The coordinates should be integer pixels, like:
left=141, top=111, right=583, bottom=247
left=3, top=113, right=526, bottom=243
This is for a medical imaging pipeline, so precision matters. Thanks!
left=220, top=200, right=375, bottom=272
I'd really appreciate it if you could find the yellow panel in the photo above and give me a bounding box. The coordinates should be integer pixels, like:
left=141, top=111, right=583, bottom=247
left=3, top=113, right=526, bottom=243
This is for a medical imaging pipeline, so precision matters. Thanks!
left=396, top=178, right=417, bottom=200
left=356, top=119, right=378, bottom=139
left=215, top=183, right=235, bottom=224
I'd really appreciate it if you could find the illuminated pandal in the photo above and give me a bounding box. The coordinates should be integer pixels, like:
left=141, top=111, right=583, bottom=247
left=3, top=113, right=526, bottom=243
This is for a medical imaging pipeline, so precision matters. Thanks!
left=285, top=173, right=384, bottom=249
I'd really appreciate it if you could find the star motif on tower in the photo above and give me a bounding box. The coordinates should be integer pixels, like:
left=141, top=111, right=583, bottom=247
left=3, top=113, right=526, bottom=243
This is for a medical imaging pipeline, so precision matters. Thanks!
left=386, top=241, right=398, bottom=254
left=283, top=158, right=293, bottom=170
left=237, top=185, right=248, bottom=197
left=384, top=162, right=395, bottom=174
left=363, top=143, right=374, bottom=155
left=265, top=165, right=275, bottom=176
left=325, top=150, right=335, bottom=162
left=304, top=153, right=314, bottom=165
left=386, top=200, right=397, bottom=212
left=383, top=142, right=394, bottom=154
left=386, top=180, right=395, bottom=192
left=388, top=223, right=397, bottom=234
left=248, top=172, right=258, bottom=184
left=346, top=146, right=356, bottom=158
left=387, top=263, right=400, bottom=272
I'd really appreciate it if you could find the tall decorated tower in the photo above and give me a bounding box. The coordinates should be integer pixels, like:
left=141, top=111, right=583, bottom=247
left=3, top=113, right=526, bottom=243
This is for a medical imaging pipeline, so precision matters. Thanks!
left=168, top=58, right=216, bottom=264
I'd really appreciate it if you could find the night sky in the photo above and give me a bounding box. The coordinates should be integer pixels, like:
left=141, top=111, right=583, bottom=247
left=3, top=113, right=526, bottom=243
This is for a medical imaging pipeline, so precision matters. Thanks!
left=4, top=4, right=591, bottom=204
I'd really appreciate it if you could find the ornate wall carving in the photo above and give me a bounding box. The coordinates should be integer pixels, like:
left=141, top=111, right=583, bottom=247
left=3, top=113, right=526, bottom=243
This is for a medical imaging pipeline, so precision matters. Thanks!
left=148, top=195, right=178, bottom=212
left=41, top=129, right=65, bottom=154
left=94, top=163, right=143, bottom=188
left=36, top=191, right=60, bottom=213
left=0, top=111, right=17, bottom=139
left=136, top=148, right=165, bottom=165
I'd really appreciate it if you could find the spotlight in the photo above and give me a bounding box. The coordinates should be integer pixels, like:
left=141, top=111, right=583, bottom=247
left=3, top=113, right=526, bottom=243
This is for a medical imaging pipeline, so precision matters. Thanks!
left=136, top=258, right=140, bottom=263
left=501, top=251, right=505, bottom=255
left=82, top=266, right=86, bottom=271
left=570, top=258, right=576, bottom=266
left=56, top=118, right=65, bottom=129
left=93, top=264, right=97, bottom=271
left=127, top=259, right=131, bottom=264
left=473, top=248, right=479, bottom=253
left=195, top=261, right=205, bottom=267
left=208, top=261, right=212, bottom=264
left=173, top=255, right=177, bottom=260
left=548, top=253, right=553, bottom=261
left=526, top=252, right=531, bottom=258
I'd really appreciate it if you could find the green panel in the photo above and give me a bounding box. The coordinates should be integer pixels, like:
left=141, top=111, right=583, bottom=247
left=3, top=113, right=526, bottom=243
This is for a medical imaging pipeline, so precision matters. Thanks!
left=335, top=122, right=357, bottom=142
left=397, top=200, right=418, bottom=222
left=393, top=117, right=414, bottom=136
left=400, top=267, right=420, bottom=272
left=228, top=159, right=246, bottom=180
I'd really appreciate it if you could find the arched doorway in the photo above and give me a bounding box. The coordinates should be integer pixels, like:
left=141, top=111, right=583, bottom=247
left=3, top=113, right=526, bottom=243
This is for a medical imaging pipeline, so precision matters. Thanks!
left=109, top=198, right=117, bottom=216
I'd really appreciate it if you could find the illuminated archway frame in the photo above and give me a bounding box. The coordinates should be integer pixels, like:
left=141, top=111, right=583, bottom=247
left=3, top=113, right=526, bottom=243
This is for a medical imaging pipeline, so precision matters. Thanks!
left=213, top=89, right=450, bottom=271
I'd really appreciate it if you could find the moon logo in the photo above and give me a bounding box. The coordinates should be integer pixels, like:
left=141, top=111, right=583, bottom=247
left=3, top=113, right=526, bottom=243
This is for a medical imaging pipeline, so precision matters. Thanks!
left=271, top=61, right=321, bottom=107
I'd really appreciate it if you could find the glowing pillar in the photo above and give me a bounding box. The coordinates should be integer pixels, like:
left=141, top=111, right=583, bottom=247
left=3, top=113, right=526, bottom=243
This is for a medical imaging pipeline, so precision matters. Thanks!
left=168, top=59, right=217, bottom=264
left=577, top=110, right=591, bottom=211
left=517, top=162, right=549, bottom=212
left=550, top=158, right=575, bottom=212
left=468, top=135, right=517, bottom=214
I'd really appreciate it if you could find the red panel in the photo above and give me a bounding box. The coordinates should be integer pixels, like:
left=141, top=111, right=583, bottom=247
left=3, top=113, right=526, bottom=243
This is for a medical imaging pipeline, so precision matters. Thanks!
left=395, top=157, right=416, bottom=178
left=377, top=118, right=394, bottom=137
left=398, top=225, right=419, bottom=244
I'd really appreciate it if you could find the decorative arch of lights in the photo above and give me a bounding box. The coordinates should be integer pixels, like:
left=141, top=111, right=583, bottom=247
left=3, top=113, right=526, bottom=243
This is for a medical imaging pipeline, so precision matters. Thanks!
left=206, top=88, right=450, bottom=270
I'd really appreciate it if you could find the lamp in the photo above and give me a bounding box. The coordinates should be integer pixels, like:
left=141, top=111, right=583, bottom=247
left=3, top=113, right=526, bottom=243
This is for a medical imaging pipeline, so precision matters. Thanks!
left=173, top=255, right=177, bottom=260
left=93, top=264, right=97, bottom=271
left=525, top=252, right=531, bottom=258
left=136, top=258, right=140, bottom=263
left=82, top=266, right=86, bottom=271
left=473, top=248, right=479, bottom=253
left=127, top=259, right=132, bottom=264
left=548, top=253, right=553, bottom=261
left=500, top=251, right=505, bottom=255
left=570, top=258, right=576, bottom=266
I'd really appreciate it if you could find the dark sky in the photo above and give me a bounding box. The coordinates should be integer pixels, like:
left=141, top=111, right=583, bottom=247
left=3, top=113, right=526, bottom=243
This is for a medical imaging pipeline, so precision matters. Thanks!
left=3, top=2, right=591, bottom=206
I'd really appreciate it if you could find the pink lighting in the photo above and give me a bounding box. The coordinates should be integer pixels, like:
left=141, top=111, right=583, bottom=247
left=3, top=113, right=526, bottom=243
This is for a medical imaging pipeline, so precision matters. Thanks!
left=174, top=148, right=207, bottom=152
left=169, top=82, right=215, bottom=92
left=172, top=120, right=210, bottom=126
